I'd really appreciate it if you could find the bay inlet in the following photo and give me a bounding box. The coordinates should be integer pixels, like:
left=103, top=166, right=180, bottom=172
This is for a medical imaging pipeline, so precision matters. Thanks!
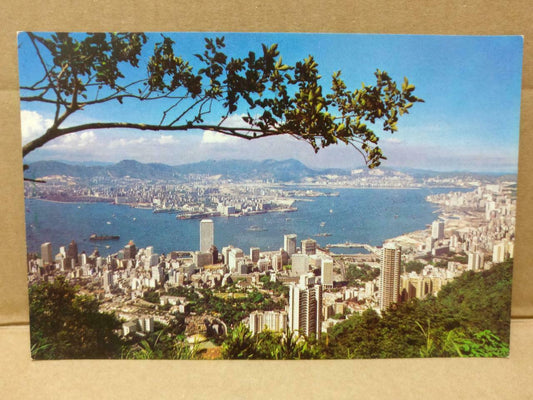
left=24, top=188, right=463, bottom=257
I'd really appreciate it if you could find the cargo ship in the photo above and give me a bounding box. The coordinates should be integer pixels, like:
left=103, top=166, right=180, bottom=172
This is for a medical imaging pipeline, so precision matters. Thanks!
left=177, top=211, right=220, bottom=220
left=89, top=234, right=120, bottom=241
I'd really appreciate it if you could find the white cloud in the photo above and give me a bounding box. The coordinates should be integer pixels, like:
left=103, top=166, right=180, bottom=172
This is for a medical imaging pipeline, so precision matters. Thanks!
left=383, top=137, right=403, bottom=144
left=47, top=131, right=98, bottom=150
left=202, top=131, right=240, bottom=144
left=20, top=110, right=53, bottom=145
left=201, top=114, right=251, bottom=144
left=158, top=135, right=180, bottom=145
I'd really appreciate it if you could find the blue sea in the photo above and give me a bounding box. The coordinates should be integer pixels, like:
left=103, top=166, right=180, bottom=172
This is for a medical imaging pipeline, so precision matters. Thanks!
left=24, top=188, right=459, bottom=257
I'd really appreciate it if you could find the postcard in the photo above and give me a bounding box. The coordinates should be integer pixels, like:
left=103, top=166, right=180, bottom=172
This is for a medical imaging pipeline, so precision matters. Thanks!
left=19, top=32, right=522, bottom=359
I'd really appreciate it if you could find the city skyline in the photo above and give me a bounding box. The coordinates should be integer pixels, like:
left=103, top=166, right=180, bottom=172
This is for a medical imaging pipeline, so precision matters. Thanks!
left=20, top=32, right=518, bottom=360
left=26, top=180, right=515, bottom=359
left=18, top=33, right=523, bottom=172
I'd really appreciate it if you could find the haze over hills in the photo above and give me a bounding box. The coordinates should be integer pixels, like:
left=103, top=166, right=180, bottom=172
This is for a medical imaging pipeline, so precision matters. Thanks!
left=24, top=159, right=349, bottom=182
left=23, top=159, right=516, bottom=183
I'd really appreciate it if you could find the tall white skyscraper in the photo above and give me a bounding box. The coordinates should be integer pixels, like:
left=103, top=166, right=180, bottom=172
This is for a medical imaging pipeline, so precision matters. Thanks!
left=431, top=220, right=445, bottom=241
left=288, top=283, right=322, bottom=337
left=103, top=270, right=114, bottom=292
left=492, top=241, right=509, bottom=263
left=228, top=248, right=244, bottom=273
left=467, top=251, right=485, bottom=271
left=41, top=242, right=53, bottom=265
left=379, top=243, right=401, bottom=311
left=200, top=219, right=214, bottom=252
left=284, top=234, right=297, bottom=256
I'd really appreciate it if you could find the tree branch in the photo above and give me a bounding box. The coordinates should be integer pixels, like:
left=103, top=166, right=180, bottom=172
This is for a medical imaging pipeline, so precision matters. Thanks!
left=24, top=177, right=46, bottom=183
left=19, top=32, right=423, bottom=170
left=27, top=32, right=66, bottom=123
left=20, top=96, right=58, bottom=104
left=21, top=122, right=285, bottom=157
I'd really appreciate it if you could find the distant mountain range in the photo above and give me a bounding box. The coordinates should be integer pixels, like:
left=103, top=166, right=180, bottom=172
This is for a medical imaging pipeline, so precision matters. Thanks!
left=24, top=159, right=515, bottom=182
left=24, top=159, right=351, bottom=182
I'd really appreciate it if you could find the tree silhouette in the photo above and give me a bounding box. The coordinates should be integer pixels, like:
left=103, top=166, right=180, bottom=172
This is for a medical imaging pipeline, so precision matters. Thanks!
left=20, top=32, right=423, bottom=168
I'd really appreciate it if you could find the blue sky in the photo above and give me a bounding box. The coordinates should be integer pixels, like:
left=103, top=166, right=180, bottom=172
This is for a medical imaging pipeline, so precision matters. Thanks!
left=18, top=33, right=523, bottom=172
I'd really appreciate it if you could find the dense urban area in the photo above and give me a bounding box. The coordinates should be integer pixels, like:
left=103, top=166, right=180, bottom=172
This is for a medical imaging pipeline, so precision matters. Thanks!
left=25, top=161, right=515, bottom=359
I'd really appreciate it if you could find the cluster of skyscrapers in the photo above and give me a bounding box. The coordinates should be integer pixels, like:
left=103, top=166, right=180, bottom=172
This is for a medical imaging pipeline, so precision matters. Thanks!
left=29, top=180, right=515, bottom=342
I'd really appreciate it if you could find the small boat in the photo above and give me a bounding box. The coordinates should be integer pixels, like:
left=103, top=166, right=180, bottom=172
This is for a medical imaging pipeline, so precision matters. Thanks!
left=247, top=225, right=267, bottom=232
left=106, top=221, right=111, bottom=225
left=320, top=221, right=326, bottom=227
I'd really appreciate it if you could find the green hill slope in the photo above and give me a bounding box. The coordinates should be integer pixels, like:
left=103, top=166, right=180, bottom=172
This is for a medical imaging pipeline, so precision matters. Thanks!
left=326, top=260, right=512, bottom=358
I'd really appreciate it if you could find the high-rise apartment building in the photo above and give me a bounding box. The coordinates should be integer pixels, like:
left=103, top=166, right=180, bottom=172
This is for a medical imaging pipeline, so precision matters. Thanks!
left=379, top=243, right=401, bottom=311
left=209, top=245, right=219, bottom=264
left=250, top=247, right=260, bottom=263
left=103, top=270, right=114, bottom=292
left=200, top=219, right=214, bottom=252
left=193, top=251, right=213, bottom=269
left=151, top=264, right=165, bottom=284
left=284, top=234, right=297, bottom=256
left=67, top=240, right=78, bottom=261
left=145, top=246, right=153, bottom=258
left=492, top=241, right=508, bottom=263
left=321, top=258, right=334, bottom=288
left=291, top=254, right=309, bottom=276
left=221, top=245, right=234, bottom=265
left=228, top=248, right=244, bottom=272
left=249, top=310, right=288, bottom=335
left=288, top=283, right=322, bottom=337
left=431, top=220, right=445, bottom=241
left=301, top=238, right=317, bottom=255
left=467, top=251, right=484, bottom=271
left=124, top=240, right=137, bottom=259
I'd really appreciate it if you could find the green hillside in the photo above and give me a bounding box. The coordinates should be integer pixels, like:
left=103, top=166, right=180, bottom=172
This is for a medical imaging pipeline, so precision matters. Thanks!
left=325, top=260, right=512, bottom=358
left=28, top=261, right=512, bottom=359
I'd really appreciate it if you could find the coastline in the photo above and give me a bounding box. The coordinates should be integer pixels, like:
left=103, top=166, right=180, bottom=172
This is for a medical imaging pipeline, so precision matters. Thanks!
left=25, top=186, right=465, bottom=256
left=383, top=187, right=484, bottom=252
left=25, top=197, right=114, bottom=206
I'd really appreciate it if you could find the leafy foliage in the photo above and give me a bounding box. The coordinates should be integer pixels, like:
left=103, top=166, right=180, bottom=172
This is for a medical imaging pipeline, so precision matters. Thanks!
left=325, top=260, right=513, bottom=358
left=122, top=330, right=201, bottom=360
left=28, top=261, right=512, bottom=359
left=21, top=32, right=423, bottom=168
left=29, top=277, right=122, bottom=359
left=187, top=288, right=285, bottom=328
left=404, top=260, right=426, bottom=274
left=221, top=324, right=322, bottom=360
left=436, top=260, right=512, bottom=340
left=345, top=263, right=380, bottom=286
left=451, top=330, right=509, bottom=357
left=142, top=289, right=161, bottom=304
left=260, top=274, right=290, bottom=296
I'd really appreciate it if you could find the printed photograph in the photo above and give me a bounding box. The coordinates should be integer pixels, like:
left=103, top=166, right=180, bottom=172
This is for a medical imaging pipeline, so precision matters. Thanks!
left=19, top=32, right=522, bottom=359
